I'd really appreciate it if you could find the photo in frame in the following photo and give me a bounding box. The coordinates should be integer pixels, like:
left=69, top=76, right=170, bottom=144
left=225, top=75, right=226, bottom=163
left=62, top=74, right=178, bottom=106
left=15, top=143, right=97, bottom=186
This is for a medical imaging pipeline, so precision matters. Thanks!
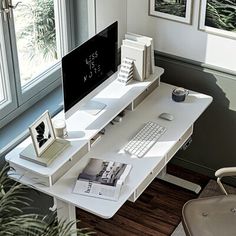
left=29, top=111, right=55, bottom=157
left=149, top=0, right=193, bottom=24
left=199, top=0, right=236, bottom=39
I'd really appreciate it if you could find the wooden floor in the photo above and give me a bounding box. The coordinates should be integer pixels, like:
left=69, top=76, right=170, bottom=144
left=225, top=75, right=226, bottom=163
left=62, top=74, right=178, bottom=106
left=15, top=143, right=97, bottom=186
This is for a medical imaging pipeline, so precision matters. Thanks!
left=76, top=164, right=209, bottom=236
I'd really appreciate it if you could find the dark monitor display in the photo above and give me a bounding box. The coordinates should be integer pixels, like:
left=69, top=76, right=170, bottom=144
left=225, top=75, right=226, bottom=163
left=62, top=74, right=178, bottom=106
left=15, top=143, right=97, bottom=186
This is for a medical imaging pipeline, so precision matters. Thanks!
left=62, top=21, right=118, bottom=118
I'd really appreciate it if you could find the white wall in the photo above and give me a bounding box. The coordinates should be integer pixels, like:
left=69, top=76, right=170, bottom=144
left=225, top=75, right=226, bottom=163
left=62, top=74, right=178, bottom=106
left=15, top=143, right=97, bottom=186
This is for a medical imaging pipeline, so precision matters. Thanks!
left=127, top=0, right=236, bottom=72
left=95, top=0, right=127, bottom=47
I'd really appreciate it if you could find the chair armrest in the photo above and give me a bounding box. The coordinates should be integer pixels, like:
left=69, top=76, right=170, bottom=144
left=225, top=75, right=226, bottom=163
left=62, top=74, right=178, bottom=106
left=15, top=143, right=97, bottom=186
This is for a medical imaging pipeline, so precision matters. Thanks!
left=215, top=167, right=236, bottom=178
left=215, top=167, right=236, bottom=195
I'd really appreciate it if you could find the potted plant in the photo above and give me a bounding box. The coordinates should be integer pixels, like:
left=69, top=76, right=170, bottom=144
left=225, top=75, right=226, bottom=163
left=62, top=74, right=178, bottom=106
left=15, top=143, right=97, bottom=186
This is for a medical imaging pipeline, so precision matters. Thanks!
left=0, top=164, right=94, bottom=236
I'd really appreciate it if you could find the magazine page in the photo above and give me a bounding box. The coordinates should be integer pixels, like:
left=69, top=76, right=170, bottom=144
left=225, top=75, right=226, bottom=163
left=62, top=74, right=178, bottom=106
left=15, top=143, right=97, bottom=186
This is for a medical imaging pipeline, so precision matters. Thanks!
left=73, top=158, right=132, bottom=201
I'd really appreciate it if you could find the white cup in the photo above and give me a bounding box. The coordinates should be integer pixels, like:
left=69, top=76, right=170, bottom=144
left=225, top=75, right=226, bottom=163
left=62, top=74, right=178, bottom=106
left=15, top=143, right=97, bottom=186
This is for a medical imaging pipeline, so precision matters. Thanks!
left=53, top=119, right=67, bottom=138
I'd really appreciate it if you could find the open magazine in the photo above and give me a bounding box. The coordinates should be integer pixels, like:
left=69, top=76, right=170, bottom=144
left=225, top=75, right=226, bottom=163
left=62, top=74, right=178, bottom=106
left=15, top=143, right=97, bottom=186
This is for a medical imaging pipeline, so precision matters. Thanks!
left=73, top=158, right=132, bottom=201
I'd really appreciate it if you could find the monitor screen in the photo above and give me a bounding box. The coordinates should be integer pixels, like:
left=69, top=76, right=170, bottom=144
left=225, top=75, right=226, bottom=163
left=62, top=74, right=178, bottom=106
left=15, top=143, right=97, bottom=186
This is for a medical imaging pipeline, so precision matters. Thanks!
left=62, top=21, right=118, bottom=118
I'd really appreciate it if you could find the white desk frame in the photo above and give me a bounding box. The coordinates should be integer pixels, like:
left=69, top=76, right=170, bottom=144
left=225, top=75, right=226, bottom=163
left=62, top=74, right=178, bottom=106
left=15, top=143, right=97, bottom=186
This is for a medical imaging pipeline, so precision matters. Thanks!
left=5, top=66, right=212, bottom=229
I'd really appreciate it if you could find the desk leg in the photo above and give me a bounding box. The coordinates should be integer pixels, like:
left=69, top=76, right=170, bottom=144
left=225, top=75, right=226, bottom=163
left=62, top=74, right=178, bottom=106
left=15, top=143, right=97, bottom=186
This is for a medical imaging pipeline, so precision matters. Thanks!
left=157, top=166, right=201, bottom=194
left=53, top=198, right=77, bottom=234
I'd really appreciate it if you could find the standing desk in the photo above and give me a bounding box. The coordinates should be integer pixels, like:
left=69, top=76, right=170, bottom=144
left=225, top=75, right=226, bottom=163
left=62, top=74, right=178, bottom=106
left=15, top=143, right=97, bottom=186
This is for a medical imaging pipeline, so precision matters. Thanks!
left=5, top=66, right=212, bottom=229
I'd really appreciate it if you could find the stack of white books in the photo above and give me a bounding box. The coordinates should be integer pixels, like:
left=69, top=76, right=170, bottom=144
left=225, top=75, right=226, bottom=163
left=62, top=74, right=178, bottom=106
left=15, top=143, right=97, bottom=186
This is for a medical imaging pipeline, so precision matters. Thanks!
left=121, top=33, right=155, bottom=81
left=117, top=57, right=134, bottom=85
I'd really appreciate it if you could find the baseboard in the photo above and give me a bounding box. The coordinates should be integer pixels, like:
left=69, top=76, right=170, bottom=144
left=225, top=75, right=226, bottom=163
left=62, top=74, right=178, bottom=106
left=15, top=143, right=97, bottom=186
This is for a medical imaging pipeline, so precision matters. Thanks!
left=171, top=156, right=236, bottom=187
left=170, top=156, right=216, bottom=178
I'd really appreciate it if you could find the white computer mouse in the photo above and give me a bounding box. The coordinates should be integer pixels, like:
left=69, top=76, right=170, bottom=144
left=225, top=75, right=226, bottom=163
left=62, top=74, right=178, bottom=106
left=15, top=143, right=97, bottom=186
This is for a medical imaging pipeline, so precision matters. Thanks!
left=159, top=112, right=174, bottom=121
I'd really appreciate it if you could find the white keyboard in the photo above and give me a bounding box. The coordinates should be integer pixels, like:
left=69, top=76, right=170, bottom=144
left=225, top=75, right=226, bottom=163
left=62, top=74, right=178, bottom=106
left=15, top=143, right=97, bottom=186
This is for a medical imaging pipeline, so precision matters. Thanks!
left=124, top=121, right=166, bottom=158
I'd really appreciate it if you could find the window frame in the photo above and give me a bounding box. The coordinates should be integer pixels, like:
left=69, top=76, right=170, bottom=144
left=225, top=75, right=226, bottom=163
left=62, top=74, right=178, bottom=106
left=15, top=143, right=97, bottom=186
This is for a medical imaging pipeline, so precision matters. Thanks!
left=0, top=0, right=76, bottom=128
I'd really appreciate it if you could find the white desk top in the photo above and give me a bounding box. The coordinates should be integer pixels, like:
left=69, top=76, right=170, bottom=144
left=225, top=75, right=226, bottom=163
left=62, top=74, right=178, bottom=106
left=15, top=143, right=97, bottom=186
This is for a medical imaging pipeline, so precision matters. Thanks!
left=6, top=80, right=212, bottom=218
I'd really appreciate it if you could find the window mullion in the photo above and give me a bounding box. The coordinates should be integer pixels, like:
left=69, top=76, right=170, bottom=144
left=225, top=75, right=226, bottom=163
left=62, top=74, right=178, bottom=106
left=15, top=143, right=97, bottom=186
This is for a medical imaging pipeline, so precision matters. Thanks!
left=54, top=0, right=75, bottom=57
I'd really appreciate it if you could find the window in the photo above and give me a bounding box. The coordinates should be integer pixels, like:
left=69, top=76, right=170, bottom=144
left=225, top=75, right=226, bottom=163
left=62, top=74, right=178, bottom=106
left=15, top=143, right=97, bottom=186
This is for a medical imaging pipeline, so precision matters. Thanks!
left=0, top=0, right=75, bottom=128
left=13, top=0, right=58, bottom=87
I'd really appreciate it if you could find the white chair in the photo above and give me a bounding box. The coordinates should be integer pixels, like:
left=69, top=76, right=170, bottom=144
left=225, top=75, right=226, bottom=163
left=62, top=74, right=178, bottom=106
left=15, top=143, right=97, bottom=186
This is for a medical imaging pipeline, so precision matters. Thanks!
left=182, top=167, right=236, bottom=236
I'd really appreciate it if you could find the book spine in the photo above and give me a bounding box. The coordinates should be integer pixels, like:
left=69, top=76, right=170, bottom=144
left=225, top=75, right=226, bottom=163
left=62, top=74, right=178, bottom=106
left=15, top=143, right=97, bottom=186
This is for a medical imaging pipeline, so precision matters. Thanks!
left=117, top=57, right=134, bottom=85
left=121, top=45, right=144, bottom=81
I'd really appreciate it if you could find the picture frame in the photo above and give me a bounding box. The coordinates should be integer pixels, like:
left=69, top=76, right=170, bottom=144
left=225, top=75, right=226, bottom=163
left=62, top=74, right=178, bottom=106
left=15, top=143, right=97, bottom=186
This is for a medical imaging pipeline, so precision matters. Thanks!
left=199, top=0, right=236, bottom=39
left=29, top=111, right=55, bottom=157
left=149, top=0, right=193, bottom=24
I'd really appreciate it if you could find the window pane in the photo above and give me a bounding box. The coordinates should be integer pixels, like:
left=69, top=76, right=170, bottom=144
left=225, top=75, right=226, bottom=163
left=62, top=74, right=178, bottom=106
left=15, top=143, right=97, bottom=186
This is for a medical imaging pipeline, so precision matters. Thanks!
left=0, top=44, right=9, bottom=106
left=12, top=0, right=58, bottom=87
left=0, top=41, right=15, bottom=113
left=0, top=59, right=5, bottom=104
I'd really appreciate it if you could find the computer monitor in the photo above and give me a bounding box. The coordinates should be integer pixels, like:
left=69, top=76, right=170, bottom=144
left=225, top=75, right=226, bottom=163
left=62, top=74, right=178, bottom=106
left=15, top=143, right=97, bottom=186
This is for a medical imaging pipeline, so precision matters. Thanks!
left=62, top=21, right=118, bottom=119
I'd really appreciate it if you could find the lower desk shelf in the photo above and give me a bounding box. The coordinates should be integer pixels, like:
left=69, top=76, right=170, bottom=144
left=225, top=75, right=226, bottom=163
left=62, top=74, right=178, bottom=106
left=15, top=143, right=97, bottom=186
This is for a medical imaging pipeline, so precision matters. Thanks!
left=128, top=125, right=193, bottom=202
left=8, top=142, right=88, bottom=187
left=129, top=157, right=165, bottom=202
left=166, top=125, right=193, bottom=162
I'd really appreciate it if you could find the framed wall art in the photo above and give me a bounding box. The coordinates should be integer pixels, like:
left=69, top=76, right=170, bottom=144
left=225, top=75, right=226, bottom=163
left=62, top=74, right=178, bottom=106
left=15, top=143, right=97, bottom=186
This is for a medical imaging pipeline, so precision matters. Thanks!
left=199, top=0, right=236, bottom=39
left=149, top=0, right=193, bottom=24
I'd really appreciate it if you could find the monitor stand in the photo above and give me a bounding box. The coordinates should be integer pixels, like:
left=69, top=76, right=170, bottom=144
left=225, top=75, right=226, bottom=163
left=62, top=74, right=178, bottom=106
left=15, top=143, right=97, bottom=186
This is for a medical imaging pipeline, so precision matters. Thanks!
left=81, top=100, right=107, bottom=116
